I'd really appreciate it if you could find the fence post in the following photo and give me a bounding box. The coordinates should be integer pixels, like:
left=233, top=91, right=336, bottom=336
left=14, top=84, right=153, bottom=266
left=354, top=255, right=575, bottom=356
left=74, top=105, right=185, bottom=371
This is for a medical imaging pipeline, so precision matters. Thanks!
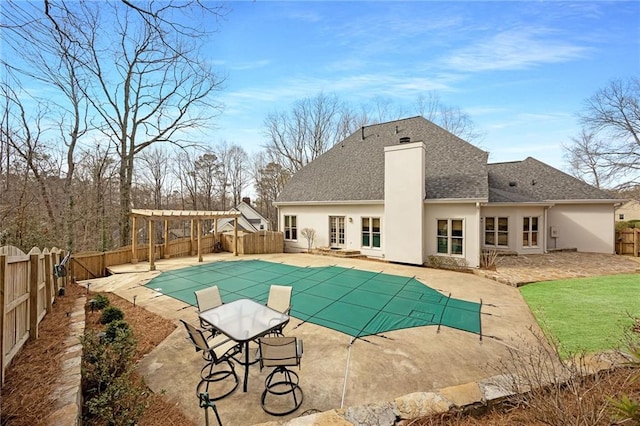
left=0, top=253, right=6, bottom=385
left=43, top=249, right=53, bottom=312
left=29, top=250, right=39, bottom=340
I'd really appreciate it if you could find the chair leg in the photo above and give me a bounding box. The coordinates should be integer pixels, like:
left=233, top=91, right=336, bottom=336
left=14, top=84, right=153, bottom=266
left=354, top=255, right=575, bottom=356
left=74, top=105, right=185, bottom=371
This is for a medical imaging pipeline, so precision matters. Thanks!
left=197, top=358, right=239, bottom=401
left=261, top=366, right=303, bottom=416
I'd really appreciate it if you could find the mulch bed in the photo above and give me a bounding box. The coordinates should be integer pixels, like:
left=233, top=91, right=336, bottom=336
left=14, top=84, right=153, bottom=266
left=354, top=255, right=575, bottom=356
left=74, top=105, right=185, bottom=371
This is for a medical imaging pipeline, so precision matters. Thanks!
left=1, top=282, right=196, bottom=426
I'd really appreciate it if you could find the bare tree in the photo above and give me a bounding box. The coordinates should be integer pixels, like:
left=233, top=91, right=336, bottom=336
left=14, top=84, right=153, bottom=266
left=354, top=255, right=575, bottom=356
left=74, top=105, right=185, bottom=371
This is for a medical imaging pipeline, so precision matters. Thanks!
left=75, top=144, right=118, bottom=251
left=253, top=153, right=289, bottom=228
left=46, top=1, right=225, bottom=245
left=567, top=77, right=640, bottom=190
left=228, top=145, right=249, bottom=207
left=263, top=92, right=355, bottom=174
left=2, top=1, right=91, bottom=252
left=415, top=92, right=483, bottom=143
left=138, top=147, right=172, bottom=209
left=194, top=151, right=221, bottom=211
left=563, top=130, right=613, bottom=189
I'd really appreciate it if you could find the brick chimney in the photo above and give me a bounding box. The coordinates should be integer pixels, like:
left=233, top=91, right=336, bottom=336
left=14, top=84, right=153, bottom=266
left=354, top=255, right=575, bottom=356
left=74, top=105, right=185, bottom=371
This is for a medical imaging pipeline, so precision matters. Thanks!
left=242, top=197, right=251, bottom=205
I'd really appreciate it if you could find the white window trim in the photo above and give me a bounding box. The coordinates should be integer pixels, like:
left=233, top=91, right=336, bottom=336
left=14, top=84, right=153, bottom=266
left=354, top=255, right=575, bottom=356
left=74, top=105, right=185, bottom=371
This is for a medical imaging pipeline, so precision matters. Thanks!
left=361, top=217, right=382, bottom=249
left=436, top=218, right=465, bottom=256
left=483, top=216, right=509, bottom=248
left=522, top=216, right=539, bottom=248
left=284, top=215, right=297, bottom=241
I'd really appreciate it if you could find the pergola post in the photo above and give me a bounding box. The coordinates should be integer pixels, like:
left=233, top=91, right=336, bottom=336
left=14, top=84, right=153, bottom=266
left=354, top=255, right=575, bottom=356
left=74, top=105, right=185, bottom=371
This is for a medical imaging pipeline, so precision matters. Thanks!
left=190, top=219, right=196, bottom=256
left=234, top=217, right=238, bottom=256
left=214, top=218, right=218, bottom=249
left=164, top=219, right=170, bottom=259
left=197, top=219, right=203, bottom=262
left=131, top=216, right=138, bottom=263
left=149, top=219, right=156, bottom=271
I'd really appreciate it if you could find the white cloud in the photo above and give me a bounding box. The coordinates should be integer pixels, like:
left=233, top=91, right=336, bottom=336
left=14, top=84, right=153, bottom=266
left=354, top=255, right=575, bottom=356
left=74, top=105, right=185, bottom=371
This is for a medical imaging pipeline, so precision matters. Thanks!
left=443, top=27, right=591, bottom=72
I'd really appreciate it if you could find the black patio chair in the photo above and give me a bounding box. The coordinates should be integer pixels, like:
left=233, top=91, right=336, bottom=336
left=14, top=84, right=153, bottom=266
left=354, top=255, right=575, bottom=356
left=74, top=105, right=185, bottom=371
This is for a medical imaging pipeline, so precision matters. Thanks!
left=181, top=319, right=241, bottom=401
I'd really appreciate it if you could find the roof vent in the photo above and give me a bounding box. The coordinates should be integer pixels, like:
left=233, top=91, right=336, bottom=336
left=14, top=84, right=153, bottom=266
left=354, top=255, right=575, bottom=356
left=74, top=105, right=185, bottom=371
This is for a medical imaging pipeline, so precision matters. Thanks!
left=509, top=181, right=517, bottom=187
left=399, top=136, right=411, bottom=144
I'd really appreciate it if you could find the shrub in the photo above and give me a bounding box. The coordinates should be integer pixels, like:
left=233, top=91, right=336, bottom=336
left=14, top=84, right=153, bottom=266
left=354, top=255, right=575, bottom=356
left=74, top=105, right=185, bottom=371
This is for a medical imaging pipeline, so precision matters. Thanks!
left=104, top=319, right=132, bottom=343
left=300, top=228, right=317, bottom=252
left=100, top=306, right=124, bottom=325
left=480, top=249, right=499, bottom=270
left=91, top=294, right=110, bottom=310
left=81, top=326, right=144, bottom=425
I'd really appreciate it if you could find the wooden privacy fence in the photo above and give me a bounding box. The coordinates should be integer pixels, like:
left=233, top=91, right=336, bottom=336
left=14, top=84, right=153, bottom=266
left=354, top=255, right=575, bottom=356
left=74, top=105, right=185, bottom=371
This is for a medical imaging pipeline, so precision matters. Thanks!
left=221, top=231, right=284, bottom=255
left=616, top=228, right=640, bottom=257
left=70, top=232, right=284, bottom=281
left=0, top=246, right=67, bottom=385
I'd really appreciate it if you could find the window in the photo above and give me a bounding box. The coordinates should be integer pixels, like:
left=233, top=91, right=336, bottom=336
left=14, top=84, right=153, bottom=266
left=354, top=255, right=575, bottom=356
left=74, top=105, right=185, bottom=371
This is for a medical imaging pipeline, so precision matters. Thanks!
left=437, top=219, right=464, bottom=255
left=522, top=216, right=538, bottom=247
left=362, top=217, right=381, bottom=248
left=284, top=215, right=297, bottom=240
left=619, top=214, right=625, bottom=220
left=484, top=217, right=508, bottom=247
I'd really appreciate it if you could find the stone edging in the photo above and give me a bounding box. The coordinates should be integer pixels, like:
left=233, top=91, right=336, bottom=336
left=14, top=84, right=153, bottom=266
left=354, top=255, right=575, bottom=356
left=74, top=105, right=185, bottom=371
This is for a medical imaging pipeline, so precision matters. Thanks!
left=255, top=352, right=626, bottom=426
left=46, top=296, right=85, bottom=425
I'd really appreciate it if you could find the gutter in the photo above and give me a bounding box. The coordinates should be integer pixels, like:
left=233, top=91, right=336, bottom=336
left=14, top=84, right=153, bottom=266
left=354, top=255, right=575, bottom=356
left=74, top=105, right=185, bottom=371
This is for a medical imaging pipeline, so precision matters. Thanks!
left=274, top=200, right=385, bottom=207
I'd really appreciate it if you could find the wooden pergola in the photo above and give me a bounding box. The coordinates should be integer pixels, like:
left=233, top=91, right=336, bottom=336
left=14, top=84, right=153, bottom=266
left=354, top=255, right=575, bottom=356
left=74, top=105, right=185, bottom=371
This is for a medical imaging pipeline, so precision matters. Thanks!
left=130, top=209, right=242, bottom=271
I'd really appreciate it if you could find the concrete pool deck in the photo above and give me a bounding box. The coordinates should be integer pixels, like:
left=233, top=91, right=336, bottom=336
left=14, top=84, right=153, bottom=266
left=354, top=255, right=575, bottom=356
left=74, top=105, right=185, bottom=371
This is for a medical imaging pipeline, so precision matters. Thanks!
left=84, top=252, right=545, bottom=425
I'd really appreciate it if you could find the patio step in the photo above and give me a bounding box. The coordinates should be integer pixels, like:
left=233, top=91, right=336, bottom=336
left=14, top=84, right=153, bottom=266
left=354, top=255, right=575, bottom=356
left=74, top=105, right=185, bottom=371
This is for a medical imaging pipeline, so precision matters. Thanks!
left=311, top=247, right=366, bottom=259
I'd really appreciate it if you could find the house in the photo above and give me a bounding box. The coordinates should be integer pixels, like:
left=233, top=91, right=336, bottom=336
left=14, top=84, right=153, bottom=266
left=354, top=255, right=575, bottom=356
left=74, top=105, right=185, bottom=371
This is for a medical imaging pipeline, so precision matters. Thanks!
left=215, top=199, right=271, bottom=233
left=274, top=116, right=619, bottom=267
left=615, top=200, right=640, bottom=222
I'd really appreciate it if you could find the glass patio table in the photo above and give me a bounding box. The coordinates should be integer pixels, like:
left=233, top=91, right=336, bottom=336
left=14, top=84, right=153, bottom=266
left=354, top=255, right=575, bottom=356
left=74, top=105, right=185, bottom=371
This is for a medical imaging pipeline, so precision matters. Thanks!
left=199, top=298, right=289, bottom=392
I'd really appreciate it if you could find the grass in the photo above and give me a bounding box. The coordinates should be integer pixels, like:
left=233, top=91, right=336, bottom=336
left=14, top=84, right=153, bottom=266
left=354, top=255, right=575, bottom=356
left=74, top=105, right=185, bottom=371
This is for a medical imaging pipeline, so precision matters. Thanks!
left=520, top=273, right=640, bottom=357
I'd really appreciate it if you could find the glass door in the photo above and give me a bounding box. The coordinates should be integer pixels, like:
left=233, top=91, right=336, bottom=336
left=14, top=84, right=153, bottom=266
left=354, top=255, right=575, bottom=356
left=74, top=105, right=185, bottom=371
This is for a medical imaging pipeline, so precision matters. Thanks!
left=329, top=216, right=345, bottom=247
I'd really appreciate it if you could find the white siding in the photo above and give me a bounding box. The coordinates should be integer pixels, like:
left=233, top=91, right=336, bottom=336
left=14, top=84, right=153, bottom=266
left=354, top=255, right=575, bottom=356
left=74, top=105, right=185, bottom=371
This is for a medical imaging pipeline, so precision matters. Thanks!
left=424, top=203, right=481, bottom=268
left=278, top=204, right=385, bottom=257
left=384, top=142, right=426, bottom=265
left=547, top=204, right=615, bottom=253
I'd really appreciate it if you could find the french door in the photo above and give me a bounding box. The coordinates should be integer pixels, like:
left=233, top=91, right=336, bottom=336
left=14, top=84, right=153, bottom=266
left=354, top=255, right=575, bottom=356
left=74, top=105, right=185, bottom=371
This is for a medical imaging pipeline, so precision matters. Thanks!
left=329, top=216, right=345, bottom=247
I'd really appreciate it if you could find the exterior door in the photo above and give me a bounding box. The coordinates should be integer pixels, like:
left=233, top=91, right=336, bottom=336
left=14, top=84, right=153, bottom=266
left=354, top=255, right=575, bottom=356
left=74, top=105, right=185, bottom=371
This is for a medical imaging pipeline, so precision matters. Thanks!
left=329, top=216, right=345, bottom=247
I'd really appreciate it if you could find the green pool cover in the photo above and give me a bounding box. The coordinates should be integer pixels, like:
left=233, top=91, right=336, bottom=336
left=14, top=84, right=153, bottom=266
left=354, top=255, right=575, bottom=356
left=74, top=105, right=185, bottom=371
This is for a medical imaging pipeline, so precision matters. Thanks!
left=146, top=260, right=482, bottom=339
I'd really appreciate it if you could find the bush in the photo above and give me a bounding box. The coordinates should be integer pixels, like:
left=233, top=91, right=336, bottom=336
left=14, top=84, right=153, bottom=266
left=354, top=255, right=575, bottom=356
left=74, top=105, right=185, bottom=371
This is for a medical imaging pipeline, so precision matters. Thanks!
left=104, top=319, right=132, bottom=343
left=91, top=294, right=110, bottom=310
left=616, top=220, right=640, bottom=230
left=100, top=306, right=124, bottom=325
left=81, top=325, right=144, bottom=425
left=480, top=249, right=499, bottom=270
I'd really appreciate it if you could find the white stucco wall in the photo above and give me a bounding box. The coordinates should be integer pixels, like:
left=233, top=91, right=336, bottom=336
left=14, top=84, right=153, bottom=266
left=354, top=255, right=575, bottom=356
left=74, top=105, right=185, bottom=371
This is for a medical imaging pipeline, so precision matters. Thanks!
left=277, top=204, right=385, bottom=257
left=384, top=142, right=426, bottom=265
left=424, top=203, right=481, bottom=268
left=480, top=205, right=546, bottom=254
left=547, top=203, right=615, bottom=253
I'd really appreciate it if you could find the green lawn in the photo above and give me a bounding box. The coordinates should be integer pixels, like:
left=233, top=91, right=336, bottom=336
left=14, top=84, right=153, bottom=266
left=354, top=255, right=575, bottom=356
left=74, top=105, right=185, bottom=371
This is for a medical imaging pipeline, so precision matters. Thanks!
left=520, top=274, right=640, bottom=356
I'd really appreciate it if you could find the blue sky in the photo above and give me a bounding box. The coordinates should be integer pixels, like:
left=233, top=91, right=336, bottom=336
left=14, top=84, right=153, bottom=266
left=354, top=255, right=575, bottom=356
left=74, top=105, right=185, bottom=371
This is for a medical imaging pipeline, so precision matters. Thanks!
left=209, top=1, right=639, bottom=170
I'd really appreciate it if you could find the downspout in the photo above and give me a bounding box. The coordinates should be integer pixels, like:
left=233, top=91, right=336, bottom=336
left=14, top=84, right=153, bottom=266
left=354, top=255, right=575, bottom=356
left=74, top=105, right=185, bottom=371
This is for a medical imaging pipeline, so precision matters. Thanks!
left=476, top=202, right=481, bottom=268
left=544, top=207, right=548, bottom=253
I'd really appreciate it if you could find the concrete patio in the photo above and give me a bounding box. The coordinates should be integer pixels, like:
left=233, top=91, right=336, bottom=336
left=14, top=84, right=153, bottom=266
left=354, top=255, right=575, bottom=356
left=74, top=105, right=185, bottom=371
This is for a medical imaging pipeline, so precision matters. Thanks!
left=82, top=252, right=550, bottom=425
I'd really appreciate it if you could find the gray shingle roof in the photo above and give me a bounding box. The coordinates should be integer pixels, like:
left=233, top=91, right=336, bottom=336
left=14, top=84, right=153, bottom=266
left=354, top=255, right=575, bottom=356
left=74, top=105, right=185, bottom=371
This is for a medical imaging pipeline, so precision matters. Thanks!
left=277, top=116, right=489, bottom=203
left=487, top=157, right=614, bottom=202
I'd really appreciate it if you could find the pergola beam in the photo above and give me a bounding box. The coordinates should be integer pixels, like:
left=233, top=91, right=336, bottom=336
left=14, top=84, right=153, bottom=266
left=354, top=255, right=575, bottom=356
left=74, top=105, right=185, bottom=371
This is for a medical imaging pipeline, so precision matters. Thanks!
left=130, top=209, right=242, bottom=271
